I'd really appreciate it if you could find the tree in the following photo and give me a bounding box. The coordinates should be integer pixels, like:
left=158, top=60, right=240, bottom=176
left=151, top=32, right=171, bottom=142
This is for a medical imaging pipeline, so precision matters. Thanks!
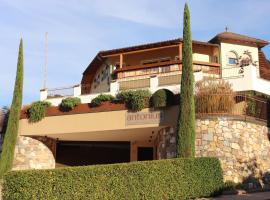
left=0, top=39, right=24, bottom=177
left=176, top=4, right=196, bottom=157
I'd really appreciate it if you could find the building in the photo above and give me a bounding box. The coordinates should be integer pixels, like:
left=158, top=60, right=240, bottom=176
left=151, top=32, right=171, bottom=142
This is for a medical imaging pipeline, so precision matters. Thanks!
left=17, top=32, right=270, bottom=182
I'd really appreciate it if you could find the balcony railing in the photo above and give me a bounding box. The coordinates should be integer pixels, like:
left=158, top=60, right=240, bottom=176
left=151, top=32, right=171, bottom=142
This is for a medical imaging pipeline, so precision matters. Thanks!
left=47, top=86, right=74, bottom=98
left=221, top=66, right=245, bottom=79
left=114, top=60, right=220, bottom=79
left=196, top=92, right=268, bottom=123
left=119, top=78, right=150, bottom=90
left=158, top=74, right=181, bottom=86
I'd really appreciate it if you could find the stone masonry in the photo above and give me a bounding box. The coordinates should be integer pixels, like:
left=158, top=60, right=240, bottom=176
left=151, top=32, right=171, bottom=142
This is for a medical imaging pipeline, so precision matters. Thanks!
left=156, top=117, right=270, bottom=183
left=13, top=136, right=55, bottom=170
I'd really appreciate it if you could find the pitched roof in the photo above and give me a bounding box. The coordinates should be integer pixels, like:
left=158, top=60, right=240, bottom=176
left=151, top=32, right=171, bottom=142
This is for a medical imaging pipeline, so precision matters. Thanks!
left=209, top=32, right=269, bottom=48
left=99, top=38, right=218, bottom=56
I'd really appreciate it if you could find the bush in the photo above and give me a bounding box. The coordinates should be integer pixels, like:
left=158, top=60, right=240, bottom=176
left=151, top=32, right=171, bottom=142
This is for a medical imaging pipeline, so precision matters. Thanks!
left=3, top=157, right=223, bottom=200
left=262, top=172, right=270, bottom=185
left=117, top=90, right=151, bottom=112
left=246, top=98, right=256, bottom=116
left=150, top=89, right=174, bottom=108
left=223, top=180, right=237, bottom=191
left=60, top=97, right=81, bottom=111
left=195, top=78, right=235, bottom=113
left=27, top=101, right=51, bottom=123
left=91, top=94, right=115, bottom=107
left=241, top=175, right=262, bottom=191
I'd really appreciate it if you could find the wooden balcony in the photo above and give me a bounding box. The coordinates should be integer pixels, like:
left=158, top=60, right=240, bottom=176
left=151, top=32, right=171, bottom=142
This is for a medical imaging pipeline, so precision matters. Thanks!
left=113, top=60, right=220, bottom=80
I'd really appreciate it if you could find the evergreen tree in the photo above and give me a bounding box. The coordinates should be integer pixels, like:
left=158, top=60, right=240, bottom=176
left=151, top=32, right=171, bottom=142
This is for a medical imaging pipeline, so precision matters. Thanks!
left=0, top=39, right=24, bottom=177
left=177, top=4, right=196, bottom=157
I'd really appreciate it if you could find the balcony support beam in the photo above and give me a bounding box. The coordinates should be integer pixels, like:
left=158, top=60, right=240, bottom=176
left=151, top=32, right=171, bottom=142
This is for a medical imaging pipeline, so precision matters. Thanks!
left=120, top=54, right=123, bottom=69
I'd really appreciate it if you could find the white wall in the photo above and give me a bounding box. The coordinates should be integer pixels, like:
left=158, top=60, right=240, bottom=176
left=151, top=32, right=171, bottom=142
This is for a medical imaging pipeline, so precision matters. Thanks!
left=219, top=42, right=270, bottom=94
left=193, top=53, right=210, bottom=62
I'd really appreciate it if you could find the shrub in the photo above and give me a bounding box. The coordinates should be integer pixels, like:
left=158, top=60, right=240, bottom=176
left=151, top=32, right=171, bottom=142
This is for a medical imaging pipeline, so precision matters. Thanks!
left=150, top=89, right=174, bottom=108
left=241, top=175, right=262, bottom=191
left=0, top=39, right=24, bottom=178
left=223, top=180, right=237, bottom=191
left=117, top=90, right=151, bottom=112
left=91, top=94, right=115, bottom=107
left=27, top=101, right=51, bottom=123
left=60, top=97, right=81, bottom=111
left=195, top=78, right=235, bottom=113
left=262, top=172, right=270, bottom=185
left=3, top=157, right=223, bottom=200
left=246, top=98, right=256, bottom=116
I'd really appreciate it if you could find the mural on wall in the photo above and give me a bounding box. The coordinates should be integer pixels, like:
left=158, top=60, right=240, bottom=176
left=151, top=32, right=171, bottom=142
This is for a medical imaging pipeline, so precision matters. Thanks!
left=228, top=50, right=258, bottom=74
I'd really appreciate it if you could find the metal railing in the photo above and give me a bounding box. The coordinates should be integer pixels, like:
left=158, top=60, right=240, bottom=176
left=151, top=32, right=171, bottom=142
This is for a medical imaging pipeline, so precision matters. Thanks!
left=221, top=66, right=245, bottom=79
left=47, top=86, right=74, bottom=98
left=196, top=92, right=268, bottom=123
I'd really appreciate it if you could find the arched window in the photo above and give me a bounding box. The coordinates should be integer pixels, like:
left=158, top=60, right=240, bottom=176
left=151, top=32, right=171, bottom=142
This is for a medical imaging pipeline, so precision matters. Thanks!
left=226, top=51, right=238, bottom=65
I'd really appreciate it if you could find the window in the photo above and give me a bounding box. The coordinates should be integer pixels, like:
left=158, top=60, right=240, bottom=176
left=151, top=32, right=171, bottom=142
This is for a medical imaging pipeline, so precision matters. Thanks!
left=226, top=51, right=238, bottom=66
left=228, top=58, right=237, bottom=65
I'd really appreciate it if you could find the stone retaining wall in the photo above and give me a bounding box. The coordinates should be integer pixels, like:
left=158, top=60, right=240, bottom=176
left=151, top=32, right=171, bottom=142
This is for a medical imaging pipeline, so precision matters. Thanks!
left=156, top=117, right=270, bottom=183
left=13, top=136, right=55, bottom=170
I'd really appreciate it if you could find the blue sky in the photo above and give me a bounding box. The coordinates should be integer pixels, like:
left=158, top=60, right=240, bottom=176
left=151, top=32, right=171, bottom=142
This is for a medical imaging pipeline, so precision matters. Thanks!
left=0, top=0, right=270, bottom=107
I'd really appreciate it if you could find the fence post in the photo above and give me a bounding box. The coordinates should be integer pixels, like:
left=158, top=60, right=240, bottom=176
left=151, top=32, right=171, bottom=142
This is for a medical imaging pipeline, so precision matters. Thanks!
left=73, top=84, right=81, bottom=97
left=150, top=75, right=158, bottom=93
left=110, top=80, right=119, bottom=96
left=40, top=89, right=48, bottom=101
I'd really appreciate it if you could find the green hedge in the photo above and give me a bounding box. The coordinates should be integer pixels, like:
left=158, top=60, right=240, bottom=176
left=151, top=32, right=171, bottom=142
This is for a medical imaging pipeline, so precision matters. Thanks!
left=60, top=97, right=81, bottom=111
left=27, top=101, right=51, bottom=123
left=117, top=90, right=151, bottom=111
left=3, top=157, right=223, bottom=200
left=150, top=89, right=174, bottom=108
left=90, top=94, right=115, bottom=107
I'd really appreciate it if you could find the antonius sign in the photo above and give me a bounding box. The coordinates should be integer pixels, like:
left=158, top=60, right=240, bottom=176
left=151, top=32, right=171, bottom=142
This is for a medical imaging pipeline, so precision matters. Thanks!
left=126, top=111, right=164, bottom=125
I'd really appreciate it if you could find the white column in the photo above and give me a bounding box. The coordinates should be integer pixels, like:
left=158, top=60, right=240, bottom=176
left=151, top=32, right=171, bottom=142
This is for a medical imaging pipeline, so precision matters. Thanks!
left=110, top=80, right=119, bottom=95
left=40, top=89, right=48, bottom=101
left=150, top=75, right=159, bottom=93
left=73, top=84, right=81, bottom=97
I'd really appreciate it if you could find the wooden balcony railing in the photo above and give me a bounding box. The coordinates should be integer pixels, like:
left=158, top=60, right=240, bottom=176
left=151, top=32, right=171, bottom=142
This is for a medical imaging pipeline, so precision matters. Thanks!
left=119, top=78, right=150, bottom=90
left=158, top=74, right=181, bottom=86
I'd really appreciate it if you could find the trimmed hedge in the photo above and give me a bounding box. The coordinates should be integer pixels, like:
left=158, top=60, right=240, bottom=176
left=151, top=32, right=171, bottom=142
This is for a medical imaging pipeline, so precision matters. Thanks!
left=117, top=90, right=151, bottom=111
left=150, top=89, right=174, bottom=108
left=3, top=157, right=223, bottom=200
left=27, top=101, right=51, bottom=123
left=90, top=94, right=115, bottom=107
left=60, top=97, right=81, bottom=111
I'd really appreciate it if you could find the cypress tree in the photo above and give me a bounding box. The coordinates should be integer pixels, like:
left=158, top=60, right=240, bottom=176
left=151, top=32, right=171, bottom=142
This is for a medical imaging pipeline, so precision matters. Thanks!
left=0, top=39, right=24, bottom=177
left=176, top=4, right=196, bottom=157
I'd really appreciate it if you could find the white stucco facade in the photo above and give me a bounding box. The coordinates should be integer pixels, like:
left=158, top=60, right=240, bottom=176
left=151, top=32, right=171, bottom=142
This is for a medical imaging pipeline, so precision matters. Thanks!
left=220, top=42, right=270, bottom=94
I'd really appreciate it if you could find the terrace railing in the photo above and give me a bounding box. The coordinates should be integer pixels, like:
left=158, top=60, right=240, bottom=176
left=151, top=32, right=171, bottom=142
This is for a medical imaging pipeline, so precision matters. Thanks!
left=196, top=92, right=268, bottom=123
left=221, top=66, right=245, bottom=79
left=47, top=86, right=74, bottom=98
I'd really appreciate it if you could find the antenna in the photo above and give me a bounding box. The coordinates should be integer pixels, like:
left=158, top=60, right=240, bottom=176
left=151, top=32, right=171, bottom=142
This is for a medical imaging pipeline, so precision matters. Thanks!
left=44, top=32, right=48, bottom=89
